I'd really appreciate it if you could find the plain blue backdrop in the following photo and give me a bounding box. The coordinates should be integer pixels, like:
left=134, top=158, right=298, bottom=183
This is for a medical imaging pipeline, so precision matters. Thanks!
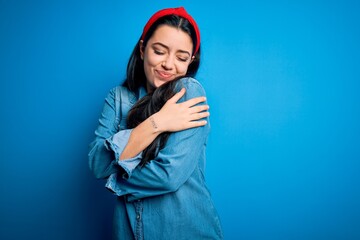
left=1, top=0, right=360, bottom=239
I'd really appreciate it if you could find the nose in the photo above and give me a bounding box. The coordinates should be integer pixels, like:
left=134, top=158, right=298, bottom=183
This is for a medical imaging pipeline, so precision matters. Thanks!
left=161, top=56, right=174, bottom=70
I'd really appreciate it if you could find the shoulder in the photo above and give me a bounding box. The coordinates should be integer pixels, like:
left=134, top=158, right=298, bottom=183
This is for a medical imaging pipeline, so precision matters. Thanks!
left=176, top=77, right=204, bottom=90
left=108, top=85, right=137, bottom=104
left=175, top=77, right=206, bottom=100
left=109, top=85, right=131, bottom=96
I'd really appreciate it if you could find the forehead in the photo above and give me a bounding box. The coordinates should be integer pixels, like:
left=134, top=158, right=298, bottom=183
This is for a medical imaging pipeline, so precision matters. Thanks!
left=148, top=25, right=193, bottom=52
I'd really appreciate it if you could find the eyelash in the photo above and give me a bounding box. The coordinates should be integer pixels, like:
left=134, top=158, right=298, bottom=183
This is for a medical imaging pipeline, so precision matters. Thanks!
left=178, top=58, right=188, bottom=62
left=154, top=49, right=164, bottom=55
left=153, top=49, right=188, bottom=62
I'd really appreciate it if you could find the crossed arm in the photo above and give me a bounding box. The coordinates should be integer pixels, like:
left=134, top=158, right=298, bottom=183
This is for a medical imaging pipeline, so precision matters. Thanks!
left=120, top=87, right=209, bottom=160
left=89, top=78, right=210, bottom=199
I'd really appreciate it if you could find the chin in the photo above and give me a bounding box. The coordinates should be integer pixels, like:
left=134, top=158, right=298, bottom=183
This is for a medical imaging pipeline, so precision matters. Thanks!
left=154, top=80, right=169, bottom=88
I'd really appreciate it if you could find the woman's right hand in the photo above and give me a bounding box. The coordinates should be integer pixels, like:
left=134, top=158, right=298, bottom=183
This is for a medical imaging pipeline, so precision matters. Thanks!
left=151, top=88, right=210, bottom=133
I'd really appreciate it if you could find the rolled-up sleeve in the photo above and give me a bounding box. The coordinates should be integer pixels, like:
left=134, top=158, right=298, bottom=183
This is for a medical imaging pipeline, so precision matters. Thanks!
left=105, top=78, right=210, bottom=200
left=88, top=87, right=141, bottom=179
left=105, top=130, right=142, bottom=178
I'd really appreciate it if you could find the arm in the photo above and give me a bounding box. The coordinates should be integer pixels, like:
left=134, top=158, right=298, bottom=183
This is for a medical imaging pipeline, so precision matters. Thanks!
left=89, top=82, right=209, bottom=179
left=120, top=87, right=209, bottom=160
left=106, top=78, right=210, bottom=201
left=88, top=87, right=141, bottom=179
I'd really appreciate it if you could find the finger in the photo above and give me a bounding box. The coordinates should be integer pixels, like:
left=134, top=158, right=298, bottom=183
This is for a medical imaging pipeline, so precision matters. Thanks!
left=190, top=111, right=210, bottom=121
left=183, top=96, right=207, bottom=107
left=186, top=120, right=208, bottom=129
left=189, top=105, right=209, bottom=114
left=167, top=88, right=186, bottom=104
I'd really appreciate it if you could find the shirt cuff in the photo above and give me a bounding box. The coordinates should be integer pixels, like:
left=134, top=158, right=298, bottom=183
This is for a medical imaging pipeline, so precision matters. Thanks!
left=105, top=129, right=142, bottom=179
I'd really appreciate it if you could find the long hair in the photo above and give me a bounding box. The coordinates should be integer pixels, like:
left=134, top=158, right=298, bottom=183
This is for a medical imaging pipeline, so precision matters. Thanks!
left=124, top=15, right=201, bottom=167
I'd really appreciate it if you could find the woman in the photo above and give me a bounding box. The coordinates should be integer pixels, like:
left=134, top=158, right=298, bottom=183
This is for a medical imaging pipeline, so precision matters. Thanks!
left=89, top=7, right=223, bottom=239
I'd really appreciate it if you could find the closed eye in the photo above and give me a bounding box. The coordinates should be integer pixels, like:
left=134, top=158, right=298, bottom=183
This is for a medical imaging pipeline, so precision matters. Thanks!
left=154, top=49, right=165, bottom=55
left=177, top=57, right=188, bottom=62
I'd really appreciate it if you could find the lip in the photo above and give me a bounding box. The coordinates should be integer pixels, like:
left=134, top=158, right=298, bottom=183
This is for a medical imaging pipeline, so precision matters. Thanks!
left=155, top=70, right=174, bottom=80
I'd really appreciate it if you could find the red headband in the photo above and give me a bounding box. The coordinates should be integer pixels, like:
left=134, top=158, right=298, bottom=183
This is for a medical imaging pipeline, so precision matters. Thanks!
left=141, top=7, right=201, bottom=56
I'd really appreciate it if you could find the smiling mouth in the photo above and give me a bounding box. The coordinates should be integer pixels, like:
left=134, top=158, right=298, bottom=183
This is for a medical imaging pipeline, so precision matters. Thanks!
left=155, top=70, right=174, bottom=80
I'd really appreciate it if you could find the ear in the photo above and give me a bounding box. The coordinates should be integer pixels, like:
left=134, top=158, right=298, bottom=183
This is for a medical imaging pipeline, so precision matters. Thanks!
left=190, top=56, right=195, bottom=64
left=139, top=40, right=144, bottom=60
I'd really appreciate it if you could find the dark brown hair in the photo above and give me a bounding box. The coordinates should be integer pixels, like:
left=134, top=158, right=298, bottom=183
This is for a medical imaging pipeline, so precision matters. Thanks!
left=124, top=15, right=201, bottom=166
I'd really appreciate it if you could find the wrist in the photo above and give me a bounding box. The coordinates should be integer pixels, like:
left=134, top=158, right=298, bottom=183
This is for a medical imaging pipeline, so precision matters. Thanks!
left=149, top=113, right=163, bottom=134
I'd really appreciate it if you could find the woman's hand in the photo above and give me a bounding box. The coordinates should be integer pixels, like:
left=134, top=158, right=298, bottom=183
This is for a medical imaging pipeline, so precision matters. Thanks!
left=151, top=88, right=210, bottom=133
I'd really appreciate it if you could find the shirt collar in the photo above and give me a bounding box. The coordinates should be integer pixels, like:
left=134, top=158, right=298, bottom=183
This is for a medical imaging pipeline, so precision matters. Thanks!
left=138, top=86, right=147, bottom=99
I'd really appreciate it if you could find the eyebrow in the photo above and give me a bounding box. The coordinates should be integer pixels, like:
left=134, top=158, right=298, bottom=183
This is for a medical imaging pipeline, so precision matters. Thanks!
left=152, top=42, right=191, bottom=56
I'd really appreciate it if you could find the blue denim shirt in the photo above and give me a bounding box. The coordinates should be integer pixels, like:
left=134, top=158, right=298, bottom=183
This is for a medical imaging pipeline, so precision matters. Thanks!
left=88, top=78, right=223, bottom=240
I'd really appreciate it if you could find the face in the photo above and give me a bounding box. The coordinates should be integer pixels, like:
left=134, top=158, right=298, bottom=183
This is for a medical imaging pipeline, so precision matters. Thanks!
left=140, top=25, right=194, bottom=91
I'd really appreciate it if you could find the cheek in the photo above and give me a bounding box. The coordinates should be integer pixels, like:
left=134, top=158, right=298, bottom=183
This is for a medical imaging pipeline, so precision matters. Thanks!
left=145, top=50, right=163, bottom=66
left=143, top=61, right=153, bottom=82
left=143, top=55, right=158, bottom=75
left=176, top=63, right=190, bottom=75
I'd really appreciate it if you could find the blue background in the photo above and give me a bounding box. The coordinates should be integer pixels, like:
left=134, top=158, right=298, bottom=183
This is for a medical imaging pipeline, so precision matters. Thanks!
left=1, top=0, right=360, bottom=239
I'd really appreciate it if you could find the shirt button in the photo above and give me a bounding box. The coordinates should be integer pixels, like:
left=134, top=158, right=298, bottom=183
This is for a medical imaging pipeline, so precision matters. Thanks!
left=136, top=215, right=141, bottom=220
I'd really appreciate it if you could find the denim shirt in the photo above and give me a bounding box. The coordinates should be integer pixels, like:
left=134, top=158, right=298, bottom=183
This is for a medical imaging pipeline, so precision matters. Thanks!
left=88, top=77, right=223, bottom=240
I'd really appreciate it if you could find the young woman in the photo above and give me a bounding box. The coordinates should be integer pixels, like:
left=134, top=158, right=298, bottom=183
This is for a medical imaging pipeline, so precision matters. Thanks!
left=89, top=7, right=224, bottom=239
